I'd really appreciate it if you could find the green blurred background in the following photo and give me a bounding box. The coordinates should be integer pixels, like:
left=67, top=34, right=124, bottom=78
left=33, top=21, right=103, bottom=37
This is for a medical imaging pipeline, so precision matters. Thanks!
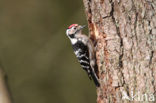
left=0, top=0, right=97, bottom=103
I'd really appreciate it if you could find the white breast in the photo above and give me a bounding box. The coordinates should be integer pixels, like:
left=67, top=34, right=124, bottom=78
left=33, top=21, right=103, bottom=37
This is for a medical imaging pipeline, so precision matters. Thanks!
left=70, top=38, right=78, bottom=44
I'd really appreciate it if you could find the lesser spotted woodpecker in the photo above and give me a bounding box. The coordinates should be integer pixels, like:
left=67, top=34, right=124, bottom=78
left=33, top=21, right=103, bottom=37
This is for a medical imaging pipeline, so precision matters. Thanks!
left=66, top=24, right=100, bottom=87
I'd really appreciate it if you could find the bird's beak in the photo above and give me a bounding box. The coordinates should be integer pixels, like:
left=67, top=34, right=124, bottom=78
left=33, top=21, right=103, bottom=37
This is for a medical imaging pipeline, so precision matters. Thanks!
left=78, top=25, right=86, bottom=31
left=80, top=25, right=86, bottom=29
left=75, top=25, right=86, bottom=34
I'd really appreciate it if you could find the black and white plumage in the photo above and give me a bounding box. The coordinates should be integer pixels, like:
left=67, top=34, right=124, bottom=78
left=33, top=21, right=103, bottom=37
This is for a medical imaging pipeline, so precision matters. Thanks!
left=66, top=24, right=100, bottom=87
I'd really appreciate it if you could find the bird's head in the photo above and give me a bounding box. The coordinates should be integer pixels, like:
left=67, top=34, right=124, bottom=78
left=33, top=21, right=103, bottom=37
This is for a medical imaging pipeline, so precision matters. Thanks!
left=66, top=24, right=85, bottom=38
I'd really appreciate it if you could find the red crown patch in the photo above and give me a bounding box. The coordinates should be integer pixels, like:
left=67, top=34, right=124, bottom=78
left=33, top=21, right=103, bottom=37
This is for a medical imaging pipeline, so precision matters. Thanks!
left=68, top=24, right=78, bottom=29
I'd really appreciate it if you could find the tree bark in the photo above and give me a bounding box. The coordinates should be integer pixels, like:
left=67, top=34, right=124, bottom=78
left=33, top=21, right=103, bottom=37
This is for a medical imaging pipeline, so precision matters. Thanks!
left=0, top=68, right=12, bottom=103
left=83, top=0, right=156, bottom=103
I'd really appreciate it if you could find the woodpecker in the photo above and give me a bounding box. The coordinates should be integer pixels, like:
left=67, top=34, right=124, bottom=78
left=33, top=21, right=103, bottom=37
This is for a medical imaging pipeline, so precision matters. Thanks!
left=66, top=24, right=100, bottom=87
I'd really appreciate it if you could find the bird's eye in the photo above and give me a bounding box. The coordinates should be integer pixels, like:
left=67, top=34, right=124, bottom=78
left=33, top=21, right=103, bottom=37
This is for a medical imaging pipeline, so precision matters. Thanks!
left=73, top=27, right=76, bottom=30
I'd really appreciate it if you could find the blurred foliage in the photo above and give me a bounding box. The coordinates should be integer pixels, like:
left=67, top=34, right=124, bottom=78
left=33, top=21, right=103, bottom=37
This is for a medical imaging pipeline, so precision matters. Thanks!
left=0, top=0, right=97, bottom=103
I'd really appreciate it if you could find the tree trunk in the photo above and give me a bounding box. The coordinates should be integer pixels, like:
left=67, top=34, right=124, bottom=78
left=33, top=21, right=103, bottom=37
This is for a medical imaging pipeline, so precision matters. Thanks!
left=0, top=67, right=12, bottom=103
left=83, top=0, right=156, bottom=102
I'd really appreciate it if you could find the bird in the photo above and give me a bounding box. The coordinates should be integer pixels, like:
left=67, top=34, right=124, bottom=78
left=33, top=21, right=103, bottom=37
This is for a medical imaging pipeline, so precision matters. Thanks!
left=66, top=24, right=100, bottom=87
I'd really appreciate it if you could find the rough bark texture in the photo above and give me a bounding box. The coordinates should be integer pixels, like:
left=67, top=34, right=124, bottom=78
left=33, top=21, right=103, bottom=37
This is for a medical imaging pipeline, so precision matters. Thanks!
left=0, top=68, right=12, bottom=103
left=83, top=0, right=156, bottom=103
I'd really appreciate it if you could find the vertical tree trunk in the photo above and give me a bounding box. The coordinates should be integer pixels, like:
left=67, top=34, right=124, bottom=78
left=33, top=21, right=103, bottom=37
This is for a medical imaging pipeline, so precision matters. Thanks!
left=0, top=68, right=12, bottom=103
left=83, top=0, right=156, bottom=102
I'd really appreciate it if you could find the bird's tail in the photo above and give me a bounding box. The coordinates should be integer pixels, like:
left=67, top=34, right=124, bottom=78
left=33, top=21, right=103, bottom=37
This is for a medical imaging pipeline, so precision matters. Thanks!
left=90, top=71, right=100, bottom=87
